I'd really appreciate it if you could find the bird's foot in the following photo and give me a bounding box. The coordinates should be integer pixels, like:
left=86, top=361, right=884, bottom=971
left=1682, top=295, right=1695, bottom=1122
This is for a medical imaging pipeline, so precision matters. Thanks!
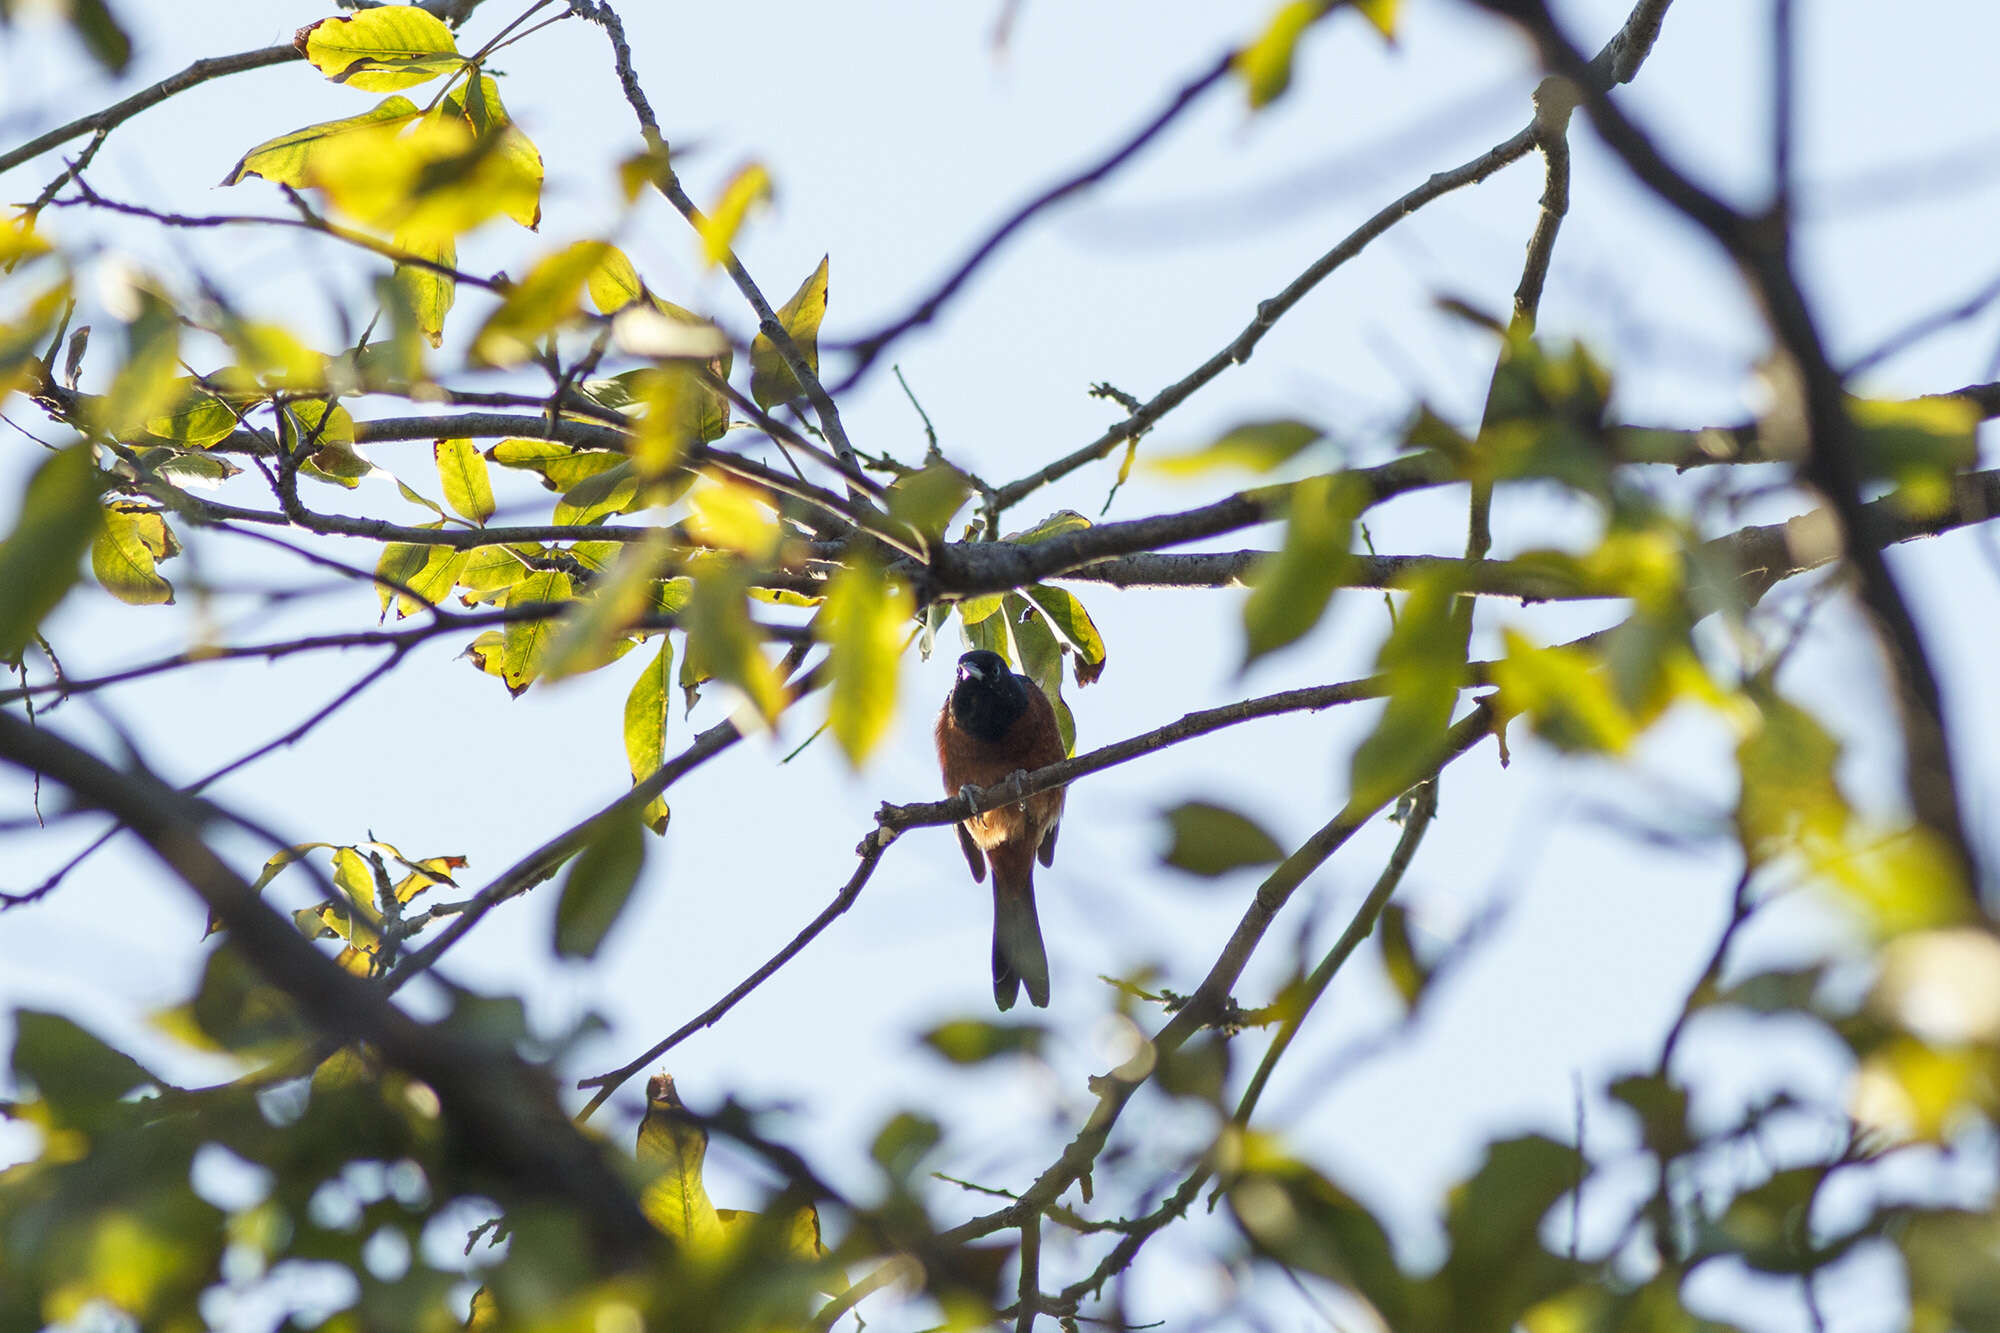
left=1004, top=768, right=1031, bottom=810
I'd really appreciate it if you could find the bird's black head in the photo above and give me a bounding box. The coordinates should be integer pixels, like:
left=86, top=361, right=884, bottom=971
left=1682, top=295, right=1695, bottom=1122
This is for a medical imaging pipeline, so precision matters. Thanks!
left=951, top=650, right=1029, bottom=743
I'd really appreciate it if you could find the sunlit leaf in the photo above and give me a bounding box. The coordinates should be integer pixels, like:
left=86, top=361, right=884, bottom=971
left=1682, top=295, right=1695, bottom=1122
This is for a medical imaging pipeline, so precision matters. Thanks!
left=1023, top=584, right=1106, bottom=686
left=637, top=1075, right=725, bottom=1248
left=90, top=502, right=177, bottom=605
left=697, top=162, right=772, bottom=267
left=1235, top=1, right=1328, bottom=109
left=392, top=224, right=455, bottom=348
left=687, top=476, right=780, bottom=559
left=220, top=95, right=422, bottom=188
left=1851, top=1037, right=1994, bottom=1142
left=818, top=558, right=913, bottom=767
left=920, top=1019, right=1047, bottom=1064
left=470, top=239, right=610, bottom=366
left=749, top=254, right=828, bottom=409
left=885, top=461, right=973, bottom=543
left=1490, top=629, right=1637, bottom=753
left=143, top=380, right=237, bottom=447
left=624, top=638, right=673, bottom=835
left=499, top=569, right=574, bottom=693
left=585, top=244, right=648, bottom=314
left=1348, top=570, right=1460, bottom=809
left=539, top=533, right=673, bottom=682
left=300, top=7, right=462, bottom=91
left=554, top=812, right=646, bottom=959
left=685, top=569, right=787, bottom=726
left=1160, top=801, right=1284, bottom=876
left=434, top=437, right=495, bottom=525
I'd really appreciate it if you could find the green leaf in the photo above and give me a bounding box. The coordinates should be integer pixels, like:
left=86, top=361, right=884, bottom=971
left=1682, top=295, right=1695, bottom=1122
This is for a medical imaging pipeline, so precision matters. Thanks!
left=1348, top=570, right=1460, bottom=809
left=377, top=536, right=468, bottom=618
left=1436, top=1135, right=1580, bottom=1328
left=538, top=535, right=668, bottom=682
left=1152, top=419, right=1323, bottom=477
left=1023, top=584, right=1107, bottom=686
left=1227, top=1134, right=1414, bottom=1324
left=818, top=559, right=912, bottom=767
left=1235, top=1, right=1328, bottom=109
left=220, top=95, right=422, bottom=188
left=68, top=0, right=132, bottom=74
left=554, top=459, right=642, bottom=526
left=750, top=255, right=828, bottom=409
left=499, top=569, right=574, bottom=693
left=554, top=813, right=646, bottom=959
left=300, top=8, right=462, bottom=91
left=624, top=638, right=673, bottom=835
left=685, top=568, right=787, bottom=725
left=1241, top=472, right=1361, bottom=666
left=637, top=1075, right=724, bottom=1248
left=470, top=239, right=611, bottom=367
left=920, top=1019, right=1047, bottom=1064
left=1160, top=801, right=1285, bottom=876
left=585, top=243, right=647, bottom=314
left=870, top=1110, right=943, bottom=1182
left=885, top=461, right=973, bottom=542
left=1008, top=509, right=1091, bottom=544
left=434, top=436, right=495, bottom=525
left=143, top=380, right=237, bottom=446
left=1709, top=1167, right=1827, bottom=1273
left=439, top=75, right=541, bottom=229
left=97, top=286, right=182, bottom=438
left=11, top=1010, right=155, bottom=1130
left=91, top=502, right=178, bottom=605
left=1850, top=394, right=1978, bottom=514
left=0, top=444, right=103, bottom=661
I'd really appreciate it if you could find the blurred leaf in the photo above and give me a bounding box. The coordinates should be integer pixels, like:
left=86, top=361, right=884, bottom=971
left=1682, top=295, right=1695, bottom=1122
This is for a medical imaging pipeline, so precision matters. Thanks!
left=1707, top=1167, right=1826, bottom=1273
left=921, top=1019, right=1046, bottom=1064
left=1355, top=0, right=1400, bottom=40
left=1160, top=801, right=1284, bottom=876
left=698, top=162, right=772, bottom=267
left=870, top=1111, right=942, bottom=1183
left=685, top=569, right=787, bottom=725
left=1491, top=630, right=1637, bottom=754
left=687, top=476, right=780, bottom=559
left=143, top=380, right=237, bottom=446
left=750, top=255, right=828, bottom=409
left=11, top=1011, right=155, bottom=1130
left=818, top=559, right=912, bottom=767
left=886, top=461, right=973, bottom=542
left=1378, top=902, right=1430, bottom=1011
left=1152, top=419, right=1323, bottom=476
left=1235, top=1, right=1326, bottom=109
left=1227, top=1132, right=1414, bottom=1325
left=630, top=363, right=728, bottom=477
left=0, top=444, right=102, bottom=661
left=90, top=502, right=177, bottom=605
left=1852, top=1037, right=1994, bottom=1142
left=1850, top=395, right=1977, bottom=514
left=1008, top=509, right=1091, bottom=545
left=392, top=225, right=455, bottom=348
left=624, top=638, right=673, bottom=835
left=1348, top=570, right=1460, bottom=809
left=220, top=95, right=422, bottom=188
left=1435, top=1134, right=1580, bottom=1327
left=96, top=286, right=182, bottom=438
left=585, top=243, right=647, bottom=314
left=440, top=75, right=542, bottom=229
left=470, top=239, right=609, bottom=366
left=433, top=437, right=494, bottom=524
left=300, top=7, right=462, bottom=91
left=1156, top=1033, right=1229, bottom=1103
left=1242, top=473, right=1362, bottom=665
left=554, top=812, right=646, bottom=959
left=66, top=0, right=132, bottom=73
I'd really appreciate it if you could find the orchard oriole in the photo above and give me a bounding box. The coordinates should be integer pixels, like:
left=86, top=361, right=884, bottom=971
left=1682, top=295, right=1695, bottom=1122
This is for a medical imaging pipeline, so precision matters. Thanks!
left=935, top=649, right=1066, bottom=1010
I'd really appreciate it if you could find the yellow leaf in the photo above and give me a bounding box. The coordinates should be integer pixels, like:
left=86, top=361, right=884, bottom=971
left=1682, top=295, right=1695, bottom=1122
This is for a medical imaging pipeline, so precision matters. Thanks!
left=0, top=446, right=102, bottom=661
left=220, top=96, right=422, bottom=188
left=1852, top=1038, right=1994, bottom=1142
left=818, top=559, right=913, bottom=767
left=1490, top=629, right=1637, bottom=754
left=624, top=638, right=673, bottom=835
left=539, top=533, right=674, bottom=683
left=500, top=569, right=574, bottom=693
left=392, top=225, right=455, bottom=348
left=637, top=1075, right=725, bottom=1248
left=1236, top=1, right=1329, bottom=109
left=143, top=379, right=237, bottom=447
left=301, top=8, right=462, bottom=92
left=1241, top=473, right=1361, bottom=665
left=91, top=503, right=177, bottom=606
left=687, top=476, right=780, bottom=559
left=585, top=244, right=647, bottom=314
left=697, top=162, right=772, bottom=267
left=433, top=437, right=495, bottom=525
left=749, top=254, right=828, bottom=409
left=685, top=569, right=787, bottom=726
left=1356, top=0, right=1400, bottom=40
left=470, top=239, right=610, bottom=366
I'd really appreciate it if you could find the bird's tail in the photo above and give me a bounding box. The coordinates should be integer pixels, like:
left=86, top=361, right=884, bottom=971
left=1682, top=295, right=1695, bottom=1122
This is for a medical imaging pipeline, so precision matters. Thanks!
left=992, top=875, right=1050, bottom=1010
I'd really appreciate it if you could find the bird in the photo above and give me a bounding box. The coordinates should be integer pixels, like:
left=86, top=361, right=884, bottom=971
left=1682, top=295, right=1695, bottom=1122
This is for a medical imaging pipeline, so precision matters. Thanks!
left=935, top=649, right=1067, bottom=1010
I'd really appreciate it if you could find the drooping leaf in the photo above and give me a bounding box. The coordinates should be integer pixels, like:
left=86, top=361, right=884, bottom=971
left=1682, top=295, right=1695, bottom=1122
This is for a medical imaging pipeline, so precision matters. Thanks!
left=818, top=559, right=913, bottom=767
left=538, top=534, right=671, bottom=682
left=684, top=569, right=787, bottom=726
left=376, top=537, right=468, bottom=618
left=1022, top=584, right=1107, bottom=686
left=66, top=0, right=132, bottom=73
left=554, top=812, right=646, bottom=959
left=97, top=285, right=183, bottom=438
left=1435, top=1135, right=1580, bottom=1327
left=0, top=444, right=102, bottom=661
left=90, top=502, right=177, bottom=605
left=440, top=75, right=542, bottom=229
left=749, top=255, right=828, bottom=409
left=687, top=476, right=781, bottom=558
left=624, top=638, right=673, bottom=835
left=585, top=244, right=647, bottom=314
left=299, top=8, right=462, bottom=92
left=392, top=225, right=456, bottom=348
left=434, top=437, right=495, bottom=524
left=1160, top=801, right=1285, bottom=877
left=1226, top=1131, right=1415, bottom=1325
